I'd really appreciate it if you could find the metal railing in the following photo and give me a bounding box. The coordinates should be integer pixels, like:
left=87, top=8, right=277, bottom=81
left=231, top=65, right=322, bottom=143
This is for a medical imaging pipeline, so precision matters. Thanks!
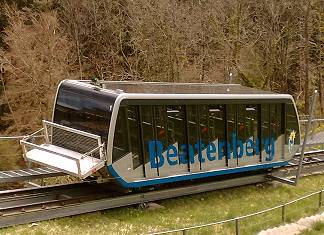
left=43, top=120, right=104, bottom=160
left=300, top=118, right=324, bottom=151
left=150, top=189, right=324, bottom=235
left=20, top=120, right=105, bottom=177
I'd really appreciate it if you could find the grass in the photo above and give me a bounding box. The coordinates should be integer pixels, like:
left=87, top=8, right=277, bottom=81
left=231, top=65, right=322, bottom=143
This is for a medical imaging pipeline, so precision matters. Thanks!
left=1, top=175, right=324, bottom=234
left=300, top=221, right=324, bottom=235
left=3, top=140, right=324, bottom=234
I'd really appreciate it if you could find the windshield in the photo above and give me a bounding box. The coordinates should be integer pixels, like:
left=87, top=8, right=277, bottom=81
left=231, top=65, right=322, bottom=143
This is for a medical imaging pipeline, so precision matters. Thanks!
left=53, top=81, right=117, bottom=142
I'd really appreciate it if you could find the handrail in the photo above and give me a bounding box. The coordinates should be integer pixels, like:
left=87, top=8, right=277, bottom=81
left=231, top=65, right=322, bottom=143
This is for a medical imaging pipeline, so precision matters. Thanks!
left=22, top=128, right=44, bottom=142
left=42, top=120, right=104, bottom=160
left=83, top=144, right=104, bottom=158
left=300, top=118, right=324, bottom=123
left=23, top=142, right=103, bottom=161
left=42, top=120, right=101, bottom=140
left=150, top=189, right=324, bottom=235
left=20, top=141, right=82, bottom=161
left=20, top=123, right=105, bottom=178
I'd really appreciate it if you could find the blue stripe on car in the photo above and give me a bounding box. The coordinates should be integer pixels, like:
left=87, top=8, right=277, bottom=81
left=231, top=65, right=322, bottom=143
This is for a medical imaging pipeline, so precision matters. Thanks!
left=107, top=161, right=288, bottom=188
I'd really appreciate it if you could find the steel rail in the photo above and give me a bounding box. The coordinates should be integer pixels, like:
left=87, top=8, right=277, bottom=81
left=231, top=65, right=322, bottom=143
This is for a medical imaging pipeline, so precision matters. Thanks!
left=0, top=181, right=116, bottom=217
left=0, top=174, right=268, bottom=228
left=0, top=151, right=324, bottom=228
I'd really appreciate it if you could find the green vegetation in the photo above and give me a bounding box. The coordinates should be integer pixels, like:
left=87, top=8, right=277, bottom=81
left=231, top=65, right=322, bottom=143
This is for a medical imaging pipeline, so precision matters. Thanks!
left=1, top=174, right=324, bottom=234
left=300, top=221, right=324, bottom=235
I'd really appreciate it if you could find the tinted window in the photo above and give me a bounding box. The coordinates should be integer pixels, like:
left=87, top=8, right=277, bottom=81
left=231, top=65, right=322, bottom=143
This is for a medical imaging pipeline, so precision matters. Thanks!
left=245, top=104, right=260, bottom=159
left=270, top=104, right=282, bottom=140
left=127, top=106, right=144, bottom=169
left=54, top=89, right=111, bottom=141
left=237, top=105, right=246, bottom=141
left=199, top=105, right=209, bottom=148
left=261, top=104, right=270, bottom=160
left=227, top=104, right=237, bottom=165
left=140, top=106, right=155, bottom=165
left=208, top=105, right=225, bottom=141
left=155, top=106, right=168, bottom=148
left=167, top=106, right=186, bottom=144
left=167, top=105, right=187, bottom=166
left=187, top=105, right=199, bottom=156
left=112, top=106, right=129, bottom=162
left=286, top=103, right=300, bottom=145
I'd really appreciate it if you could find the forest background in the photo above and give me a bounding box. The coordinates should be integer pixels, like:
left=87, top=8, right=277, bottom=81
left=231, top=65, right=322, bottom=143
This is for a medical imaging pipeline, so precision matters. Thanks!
left=0, top=0, right=323, bottom=135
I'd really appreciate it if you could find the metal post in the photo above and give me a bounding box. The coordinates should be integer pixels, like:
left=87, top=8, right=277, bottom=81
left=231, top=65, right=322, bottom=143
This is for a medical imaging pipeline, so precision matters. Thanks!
left=43, top=121, right=50, bottom=144
left=281, top=204, right=286, bottom=223
left=320, top=190, right=323, bottom=208
left=182, top=229, right=187, bottom=235
left=76, top=160, right=81, bottom=177
left=21, top=144, right=28, bottom=161
left=295, top=90, right=318, bottom=184
left=310, top=119, right=316, bottom=140
left=235, top=218, right=240, bottom=235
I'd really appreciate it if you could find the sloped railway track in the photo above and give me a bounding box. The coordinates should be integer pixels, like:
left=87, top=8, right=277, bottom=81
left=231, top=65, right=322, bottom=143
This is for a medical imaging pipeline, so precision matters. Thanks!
left=1, top=151, right=324, bottom=229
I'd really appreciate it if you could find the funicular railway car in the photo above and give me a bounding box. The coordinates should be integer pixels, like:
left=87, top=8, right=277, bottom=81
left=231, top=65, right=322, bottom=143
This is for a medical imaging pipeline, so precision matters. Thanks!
left=21, top=80, right=300, bottom=188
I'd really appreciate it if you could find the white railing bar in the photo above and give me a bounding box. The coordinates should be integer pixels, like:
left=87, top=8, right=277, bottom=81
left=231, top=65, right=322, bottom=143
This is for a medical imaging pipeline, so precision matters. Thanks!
left=21, top=128, right=44, bottom=141
left=20, top=141, right=82, bottom=161
left=98, top=139, right=104, bottom=160
left=235, top=205, right=283, bottom=220
left=285, top=191, right=319, bottom=205
left=0, top=136, right=29, bottom=140
left=83, top=145, right=104, bottom=158
left=1, top=135, right=44, bottom=140
left=76, top=160, right=81, bottom=177
left=300, top=119, right=324, bottom=123
left=295, top=149, right=324, bottom=156
left=303, top=143, right=324, bottom=147
left=151, top=189, right=324, bottom=235
left=42, top=120, right=101, bottom=140
left=149, top=218, right=237, bottom=234
left=43, top=121, right=50, bottom=144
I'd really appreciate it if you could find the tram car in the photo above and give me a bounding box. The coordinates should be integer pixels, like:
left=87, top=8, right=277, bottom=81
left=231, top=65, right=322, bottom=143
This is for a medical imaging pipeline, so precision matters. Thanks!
left=21, top=80, right=300, bottom=188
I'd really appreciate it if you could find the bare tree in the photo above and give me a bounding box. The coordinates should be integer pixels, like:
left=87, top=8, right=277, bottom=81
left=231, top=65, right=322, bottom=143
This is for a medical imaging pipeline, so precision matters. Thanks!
left=0, top=7, right=73, bottom=133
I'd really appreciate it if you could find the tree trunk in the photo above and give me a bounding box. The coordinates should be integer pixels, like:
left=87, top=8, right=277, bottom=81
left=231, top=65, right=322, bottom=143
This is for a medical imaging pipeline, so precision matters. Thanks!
left=0, top=64, right=17, bottom=126
left=304, top=0, right=311, bottom=114
left=318, top=9, right=324, bottom=115
left=319, top=73, right=323, bottom=115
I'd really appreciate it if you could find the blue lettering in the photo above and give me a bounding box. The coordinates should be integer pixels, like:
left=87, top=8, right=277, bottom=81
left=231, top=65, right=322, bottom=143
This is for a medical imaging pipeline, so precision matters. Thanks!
left=194, top=140, right=206, bottom=163
left=147, top=134, right=276, bottom=168
left=179, top=144, right=188, bottom=164
left=265, top=137, right=275, bottom=161
left=236, top=138, right=244, bottom=158
left=206, top=142, right=216, bottom=161
left=166, top=145, right=178, bottom=165
left=218, top=140, right=226, bottom=160
left=149, top=140, right=164, bottom=168
left=232, top=132, right=244, bottom=158
left=246, top=138, right=254, bottom=157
